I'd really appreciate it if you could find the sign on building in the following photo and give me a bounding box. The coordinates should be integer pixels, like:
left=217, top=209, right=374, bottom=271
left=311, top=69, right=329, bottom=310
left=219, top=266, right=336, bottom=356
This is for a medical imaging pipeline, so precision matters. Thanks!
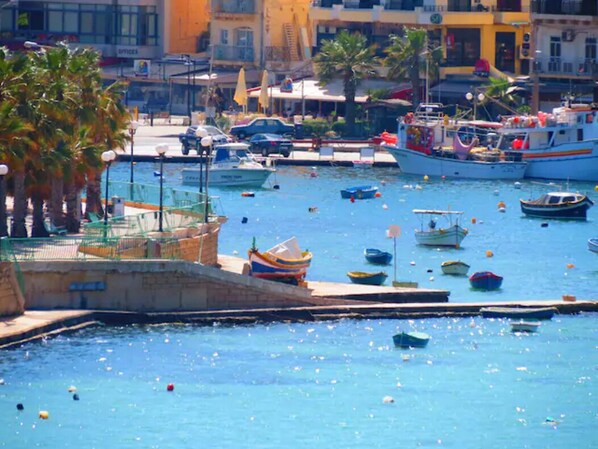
left=134, top=60, right=150, bottom=77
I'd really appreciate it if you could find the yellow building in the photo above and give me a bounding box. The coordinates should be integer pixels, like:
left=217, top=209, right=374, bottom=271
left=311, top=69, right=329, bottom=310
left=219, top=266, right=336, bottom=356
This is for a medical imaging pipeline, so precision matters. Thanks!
left=310, top=1, right=532, bottom=83
left=166, top=0, right=211, bottom=54
left=210, top=0, right=312, bottom=75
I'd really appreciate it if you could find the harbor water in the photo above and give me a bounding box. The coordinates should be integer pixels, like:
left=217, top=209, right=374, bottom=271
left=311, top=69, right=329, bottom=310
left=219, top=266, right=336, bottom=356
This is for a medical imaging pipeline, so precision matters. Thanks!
left=115, top=161, right=596, bottom=302
left=1, top=162, right=596, bottom=448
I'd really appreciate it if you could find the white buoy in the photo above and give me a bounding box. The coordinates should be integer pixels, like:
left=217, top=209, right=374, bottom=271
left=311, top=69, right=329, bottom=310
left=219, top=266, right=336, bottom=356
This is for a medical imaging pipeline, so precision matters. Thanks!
left=382, top=204, right=388, bottom=210
left=383, top=395, right=395, bottom=404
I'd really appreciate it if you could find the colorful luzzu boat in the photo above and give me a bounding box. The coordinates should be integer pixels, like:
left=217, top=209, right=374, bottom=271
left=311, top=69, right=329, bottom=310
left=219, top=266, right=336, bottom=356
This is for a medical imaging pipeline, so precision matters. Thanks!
left=248, top=237, right=312, bottom=285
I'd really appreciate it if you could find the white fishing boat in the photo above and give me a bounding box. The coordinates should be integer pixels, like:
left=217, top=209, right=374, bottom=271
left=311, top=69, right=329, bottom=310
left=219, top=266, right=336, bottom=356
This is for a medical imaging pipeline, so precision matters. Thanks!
left=510, top=320, right=541, bottom=333
left=181, top=143, right=275, bottom=187
left=495, top=104, right=598, bottom=181
left=384, top=103, right=527, bottom=179
left=413, top=209, right=468, bottom=248
left=441, top=260, right=470, bottom=276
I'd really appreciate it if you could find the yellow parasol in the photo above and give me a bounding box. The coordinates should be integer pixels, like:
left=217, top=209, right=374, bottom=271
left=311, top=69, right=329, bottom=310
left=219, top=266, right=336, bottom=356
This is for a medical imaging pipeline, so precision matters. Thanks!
left=233, top=67, right=248, bottom=108
left=258, top=70, right=269, bottom=112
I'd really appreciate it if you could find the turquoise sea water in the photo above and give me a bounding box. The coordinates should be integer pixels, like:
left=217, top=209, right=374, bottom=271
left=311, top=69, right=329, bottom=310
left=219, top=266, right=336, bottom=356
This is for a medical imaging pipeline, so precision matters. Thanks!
left=1, top=316, right=596, bottom=448
left=1, top=162, right=597, bottom=448
left=113, top=161, right=597, bottom=302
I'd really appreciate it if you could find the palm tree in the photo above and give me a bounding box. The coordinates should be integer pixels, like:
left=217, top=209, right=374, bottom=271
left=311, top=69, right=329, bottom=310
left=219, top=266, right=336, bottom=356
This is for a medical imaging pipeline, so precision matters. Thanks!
left=384, top=27, right=443, bottom=109
left=314, top=31, right=378, bottom=136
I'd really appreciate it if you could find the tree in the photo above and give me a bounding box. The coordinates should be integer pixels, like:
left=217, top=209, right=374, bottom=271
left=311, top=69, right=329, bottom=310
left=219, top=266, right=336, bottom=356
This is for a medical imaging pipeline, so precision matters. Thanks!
left=384, top=27, right=442, bottom=109
left=314, top=31, right=378, bottom=136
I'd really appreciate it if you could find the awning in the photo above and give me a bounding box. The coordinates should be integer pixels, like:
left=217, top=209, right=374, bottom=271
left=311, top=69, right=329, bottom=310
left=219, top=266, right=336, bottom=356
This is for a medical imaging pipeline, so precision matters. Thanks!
left=247, top=78, right=407, bottom=103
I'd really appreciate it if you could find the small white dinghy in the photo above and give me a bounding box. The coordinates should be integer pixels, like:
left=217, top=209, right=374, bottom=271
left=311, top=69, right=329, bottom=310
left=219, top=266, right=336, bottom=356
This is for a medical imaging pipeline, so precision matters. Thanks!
left=510, top=320, right=541, bottom=333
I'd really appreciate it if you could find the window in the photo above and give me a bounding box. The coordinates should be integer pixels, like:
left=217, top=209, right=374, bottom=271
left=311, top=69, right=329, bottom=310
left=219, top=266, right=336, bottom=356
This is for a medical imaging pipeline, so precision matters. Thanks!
left=585, top=37, right=596, bottom=60
left=220, top=29, right=228, bottom=45
left=446, top=28, right=480, bottom=66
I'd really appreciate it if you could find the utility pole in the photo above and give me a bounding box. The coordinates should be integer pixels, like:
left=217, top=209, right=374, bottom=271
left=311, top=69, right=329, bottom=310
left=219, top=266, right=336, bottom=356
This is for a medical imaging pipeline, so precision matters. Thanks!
left=530, top=18, right=540, bottom=114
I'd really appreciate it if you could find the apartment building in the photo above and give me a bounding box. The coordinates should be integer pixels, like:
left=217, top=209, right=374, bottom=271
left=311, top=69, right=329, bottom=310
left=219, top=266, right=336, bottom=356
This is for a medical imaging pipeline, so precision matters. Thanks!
left=530, top=0, right=598, bottom=107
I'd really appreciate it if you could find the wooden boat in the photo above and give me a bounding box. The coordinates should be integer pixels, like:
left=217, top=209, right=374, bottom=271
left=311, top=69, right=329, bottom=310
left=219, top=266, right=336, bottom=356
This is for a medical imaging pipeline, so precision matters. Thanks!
left=494, top=104, right=598, bottom=182
left=248, top=237, right=312, bottom=284
left=364, top=248, right=392, bottom=265
left=414, top=209, right=468, bottom=248
left=520, top=191, right=593, bottom=220
left=441, top=260, right=470, bottom=276
left=392, top=331, right=431, bottom=348
left=480, top=306, right=558, bottom=320
left=510, top=320, right=541, bottom=333
left=589, top=238, right=598, bottom=254
left=469, top=271, right=503, bottom=290
left=347, top=271, right=388, bottom=286
left=340, top=185, right=378, bottom=200
left=383, top=103, right=527, bottom=180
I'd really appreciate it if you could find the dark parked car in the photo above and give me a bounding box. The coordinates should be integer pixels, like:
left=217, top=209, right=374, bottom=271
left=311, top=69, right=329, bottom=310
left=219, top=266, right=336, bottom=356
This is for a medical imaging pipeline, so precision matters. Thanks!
left=248, top=133, right=293, bottom=157
left=178, top=125, right=231, bottom=155
left=230, top=117, right=295, bottom=140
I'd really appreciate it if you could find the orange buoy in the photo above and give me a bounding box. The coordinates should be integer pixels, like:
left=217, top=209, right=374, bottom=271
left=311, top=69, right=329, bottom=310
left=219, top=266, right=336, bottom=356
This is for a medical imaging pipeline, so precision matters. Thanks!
left=39, top=410, right=49, bottom=419
left=471, top=217, right=477, bottom=224
left=566, top=263, right=575, bottom=269
left=241, top=192, right=255, bottom=197
left=486, top=250, right=494, bottom=258
left=375, top=191, right=382, bottom=198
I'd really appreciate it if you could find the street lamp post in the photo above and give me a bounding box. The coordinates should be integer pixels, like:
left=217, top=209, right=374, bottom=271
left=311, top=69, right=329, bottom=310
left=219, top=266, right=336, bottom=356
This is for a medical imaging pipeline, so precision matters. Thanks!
left=200, top=136, right=213, bottom=223
left=128, top=120, right=139, bottom=200
left=465, top=91, right=485, bottom=120
left=195, top=127, right=208, bottom=194
left=155, top=144, right=169, bottom=232
left=184, top=56, right=193, bottom=121
left=0, top=164, right=8, bottom=240
left=101, top=150, right=116, bottom=238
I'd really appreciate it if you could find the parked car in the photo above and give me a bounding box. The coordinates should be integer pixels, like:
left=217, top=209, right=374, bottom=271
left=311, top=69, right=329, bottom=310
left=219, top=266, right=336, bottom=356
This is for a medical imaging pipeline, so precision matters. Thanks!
left=230, top=117, right=295, bottom=140
left=248, top=133, right=293, bottom=157
left=179, top=125, right=231, bottom=155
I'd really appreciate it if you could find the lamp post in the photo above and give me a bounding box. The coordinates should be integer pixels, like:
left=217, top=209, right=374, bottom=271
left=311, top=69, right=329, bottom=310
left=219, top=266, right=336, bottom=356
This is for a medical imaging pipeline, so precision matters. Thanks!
left=195, top=127, right=208, bottom=194
left=101, top=150, right=116, bottom=237
left=465, top=91, right=485, bottom=120
left=155, top=143, right=169, bottom=232
left=200, top=136, right=213, bottom=223
left=184, top=56, right=193, bottom=121
left=0, top=164, right=8, bottom=240
left=128, top=120, right=139, bottom=199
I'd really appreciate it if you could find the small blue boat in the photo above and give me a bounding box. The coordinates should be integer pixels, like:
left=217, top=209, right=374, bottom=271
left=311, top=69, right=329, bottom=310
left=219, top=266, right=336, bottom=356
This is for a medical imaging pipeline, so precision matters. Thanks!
left=364, top=248, right=392, bottom=265
left=340, top=185, right=378, bottom=200
left=347, top=271, right=387, bottom=286
left=392, top=331, right=430, bottom=348
left=469, top=271, right=503, bottom=290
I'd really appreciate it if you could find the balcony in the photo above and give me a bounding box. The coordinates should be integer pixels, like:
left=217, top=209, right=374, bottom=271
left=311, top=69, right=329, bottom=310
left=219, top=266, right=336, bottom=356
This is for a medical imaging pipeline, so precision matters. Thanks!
left=213, top=45, right=255, bottom=63
left=531, top=0, right=597, bottom=15
left=213, top=0, right=255, bottom=14
left=535, top=56, right=598, bottom=78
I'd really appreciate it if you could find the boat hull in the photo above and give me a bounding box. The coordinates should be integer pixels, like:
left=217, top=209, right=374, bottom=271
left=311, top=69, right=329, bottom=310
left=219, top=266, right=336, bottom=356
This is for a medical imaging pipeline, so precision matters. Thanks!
left=340, top=185, right=378, bottom=199
left=392, top=331, right=430, bottom=348
left=520, top=198, right=593, bottom=220
left=517, top=141, right=598, bottom=182
left=385, top=146, right=527, bottom=180
left=480, top=306, right=557, bottom=320
left=364, top=248, right=393, bottom=265
left=248, top=249, right=312, bottom=281
left=510, top=321, right=541, bottom=333
left=441, top=261, right=470, bottom=275
left=415, top=224, right=468, bottom=247
left=589, top=238, right=598, bottom=254
left=469, top=271, right=503, bottom=290
left=182, top=167, right=274, bottom=187
left=347, top=271, right=388, bottom=286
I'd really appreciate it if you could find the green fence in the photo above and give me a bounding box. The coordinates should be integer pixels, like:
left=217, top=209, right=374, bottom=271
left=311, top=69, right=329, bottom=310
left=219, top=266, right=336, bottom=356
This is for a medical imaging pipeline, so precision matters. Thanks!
left=1, top=235, right=198, bottom=262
